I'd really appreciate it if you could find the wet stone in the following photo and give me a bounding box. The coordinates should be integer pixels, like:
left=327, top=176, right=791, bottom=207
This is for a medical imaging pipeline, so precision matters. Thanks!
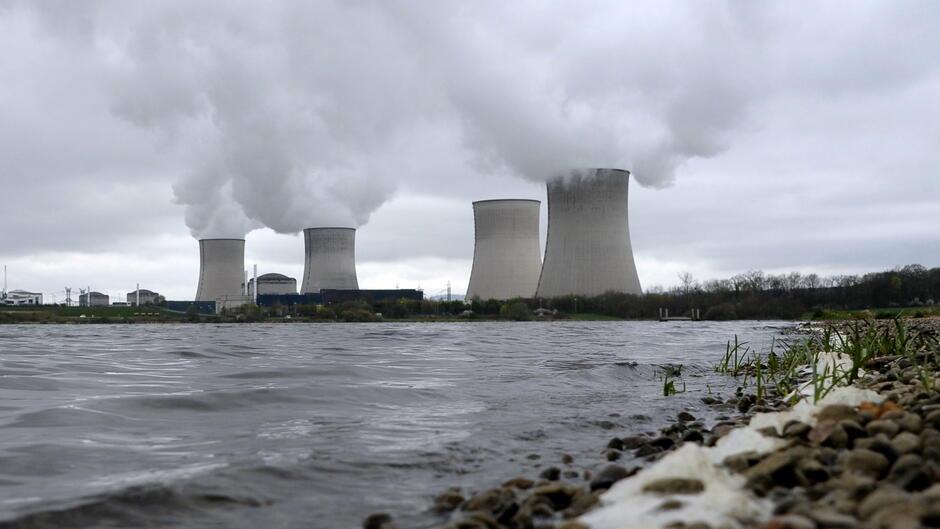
left=681, top=430, right=704, bottom=444
left=605, top=450, right=622, bottom=462
left=838, top=420, right=867, bottom=444
left=817, top=404, right=861, bottom=423
left=539, top=466, right=561, bottom=481
left=724, top=451, right=762, bottom=473
left=650, top=436, right=676, bottom=450
left=642, top=478, right=705, bottom=495
left=783, top=421, right=811, bottom=439
left=762, top=514, right=817, bottom=529
left=658, top=499, right=684, bottom=511
left=891, top=432, right=922, bottom=455
left=502, top=477, right=534, bottom=490
left=434, top=490, right=465, bottom=513
left=866, top=419, right=900, bottom=438
left=363, top=513, right=395, bottom=529
left=621, top=436, right=647, bottom=450
left=589, top=465, right=634, bottom=491
left=896, top=412, right=923, bottom=433
left=677, top=411, right=696, bottom=422
left=843, top=448, right=890, bottom=479
left=854, top=436, right=899, bottom=463
left=463, top=488, right=515, bottom=514
left=858, top=484, right=910, bottom=519
left=635, top=444, right=663, bottom=457
left=561, top=453, right=574, bottom=464
left=807, top=509, right=858, bottom=528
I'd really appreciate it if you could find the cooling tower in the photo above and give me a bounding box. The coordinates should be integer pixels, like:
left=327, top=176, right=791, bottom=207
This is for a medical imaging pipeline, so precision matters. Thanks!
left=195, top=238, right=246, bottom=302
left=536, top=168, right=642, bottom=298
left=465, top=199, right=542, bottom=301
left=301, top=227, right=359, bottom=293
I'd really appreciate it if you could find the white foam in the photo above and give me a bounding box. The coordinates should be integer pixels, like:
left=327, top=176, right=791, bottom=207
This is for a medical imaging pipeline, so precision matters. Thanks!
left=582, top=444, right=771, bottom=529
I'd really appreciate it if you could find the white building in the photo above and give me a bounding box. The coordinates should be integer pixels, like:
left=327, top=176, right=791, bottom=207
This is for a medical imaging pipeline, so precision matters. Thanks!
left=1, top=290, right=43, bottom=306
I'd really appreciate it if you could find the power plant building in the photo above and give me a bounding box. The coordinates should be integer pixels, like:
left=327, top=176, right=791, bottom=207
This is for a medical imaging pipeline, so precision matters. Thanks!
left=195, top=238, right=246, bottom=302
left=301, top=228, right=359, bottom=293
left=536, top=168, right=642, bottom=298
left=248, top=273, right=297, bottom=295
left=465, top=199, right=542, bottom=300
left=126, top=289, right=161, bottom=306
left=79, top=291, right=109, bottom=307
left=1, top=290, right=43, bottom=306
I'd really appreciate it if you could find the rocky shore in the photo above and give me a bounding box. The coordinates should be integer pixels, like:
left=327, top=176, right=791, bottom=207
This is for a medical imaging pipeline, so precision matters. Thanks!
left=365, top=318, right=940, bottom=529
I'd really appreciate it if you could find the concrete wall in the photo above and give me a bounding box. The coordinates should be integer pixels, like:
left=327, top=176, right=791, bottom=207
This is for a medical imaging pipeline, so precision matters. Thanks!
left=301, top=228, right=359, bottom=293
left=195, top=239, right=246, bottom=302
left=465, top=199, right=542, bottom=300
left=536, top=168, right=642, bottom=298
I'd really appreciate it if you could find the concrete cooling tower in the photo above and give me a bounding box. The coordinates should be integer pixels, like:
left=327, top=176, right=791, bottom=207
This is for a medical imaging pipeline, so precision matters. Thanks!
left=301, top=227, right=359, bottom=293
left=195, top=238, right=246, bottom=302
left=536, top=168, right=642, bottom=298
left=465, top=199, right=542, bottom=301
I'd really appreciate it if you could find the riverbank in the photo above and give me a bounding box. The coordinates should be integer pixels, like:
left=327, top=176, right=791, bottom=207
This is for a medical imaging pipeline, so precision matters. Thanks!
left=385, top=317, right=940, bottom=529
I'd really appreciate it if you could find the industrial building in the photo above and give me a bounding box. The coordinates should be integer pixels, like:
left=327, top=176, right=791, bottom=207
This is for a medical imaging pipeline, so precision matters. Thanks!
left=1, top=290, right=43, bottom=306
left=301, top=228, right=359, bottom=293
left=79, top=291, right=109, bottom=307
left=126, top=289, right=162, bottom=306
left=465, top=199, right=542, bottom=300
left=195, top=238, right=246, bottom=302
left=247, top=273, right=297, bottom=295
left=536, top=168, right=642, bottom=298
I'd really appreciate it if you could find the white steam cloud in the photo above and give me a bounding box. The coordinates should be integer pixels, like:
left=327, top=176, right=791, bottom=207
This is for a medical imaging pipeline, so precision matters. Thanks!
left=13, top=1, right=772, bottom=238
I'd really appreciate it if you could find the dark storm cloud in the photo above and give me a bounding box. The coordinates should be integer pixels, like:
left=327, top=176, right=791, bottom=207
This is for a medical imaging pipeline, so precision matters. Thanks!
left=1, top=1, right=939, bottom=298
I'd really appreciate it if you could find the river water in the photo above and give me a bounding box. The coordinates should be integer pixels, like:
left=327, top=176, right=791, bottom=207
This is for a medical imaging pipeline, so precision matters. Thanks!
left=0, top=321, right=790, bottom=529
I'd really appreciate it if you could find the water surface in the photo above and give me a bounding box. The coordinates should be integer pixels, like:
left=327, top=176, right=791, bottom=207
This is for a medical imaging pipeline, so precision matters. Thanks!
left=0, top=321, right=789, bottom=528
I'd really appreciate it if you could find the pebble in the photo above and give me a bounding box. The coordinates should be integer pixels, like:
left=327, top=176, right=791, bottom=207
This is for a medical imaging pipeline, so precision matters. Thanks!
left=762, top=514, right=817, bottom=529
left=866, top=419, right=900, bottom=437
left=539, top=466, right=560, bottom=481
left=817, top=404, right=860, bottom=423
left=677, top=411, right=696, bottom=422
left=502, top=477, right=534, bottom=489
left=589, top=464, right=632, bottom=491
left=642, top=477, right=705, bottom=495
left=363, top=513, right=395, bottom=529
left=857, top=485, right=910, bottom=519
left=433, top=489, right=464, bottom=513
left=892, top=432, right=922, bottom=454
left=843, top=448, right=891, bottom=479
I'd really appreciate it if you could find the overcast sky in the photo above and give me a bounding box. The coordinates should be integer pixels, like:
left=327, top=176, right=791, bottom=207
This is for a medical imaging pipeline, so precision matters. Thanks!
left=1, top=1, right=939, bottom=302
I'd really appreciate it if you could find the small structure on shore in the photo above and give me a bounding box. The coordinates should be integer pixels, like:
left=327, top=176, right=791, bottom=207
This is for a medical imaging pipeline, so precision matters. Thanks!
left=248, top=273, right=297, bottom=295
left=79, top=291, right=109, bottom=307
left=1, top=290, right=43, bottom=306
left=126, top=289, right=162, bottom=306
